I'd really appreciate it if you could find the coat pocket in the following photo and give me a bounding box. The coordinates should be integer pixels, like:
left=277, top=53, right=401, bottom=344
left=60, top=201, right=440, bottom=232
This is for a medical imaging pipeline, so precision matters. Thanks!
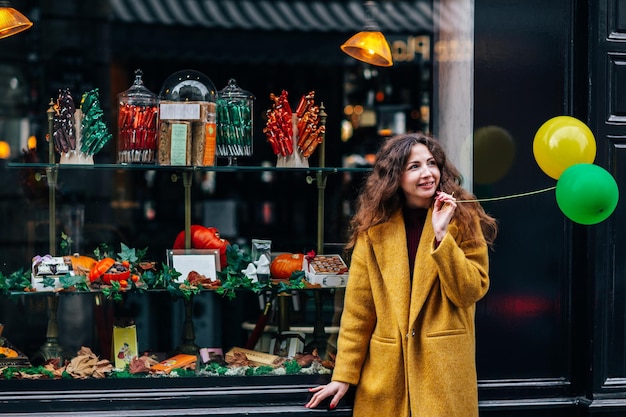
left=426, top=327, right=466, bottom=337
left=371, top=333, right=396, bottom=344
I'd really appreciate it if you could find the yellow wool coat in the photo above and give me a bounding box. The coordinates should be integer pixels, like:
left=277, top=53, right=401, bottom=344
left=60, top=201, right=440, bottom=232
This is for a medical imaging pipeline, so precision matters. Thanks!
left=331, top=209, right=489, bottom=417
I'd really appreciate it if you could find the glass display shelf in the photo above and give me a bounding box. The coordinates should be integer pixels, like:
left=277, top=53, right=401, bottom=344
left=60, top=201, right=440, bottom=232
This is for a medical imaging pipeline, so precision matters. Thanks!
left=4, top=150, right=355, bottom=372
left=7, top=162, right=372, bottom=173
left=3, top=286, right=345, bottom=297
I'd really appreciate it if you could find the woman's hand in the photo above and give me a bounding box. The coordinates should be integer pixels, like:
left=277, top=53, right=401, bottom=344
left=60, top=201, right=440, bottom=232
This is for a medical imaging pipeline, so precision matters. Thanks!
left=432, top=191, right=456, bottom=242
left=305, top=381, right=350, bottom=410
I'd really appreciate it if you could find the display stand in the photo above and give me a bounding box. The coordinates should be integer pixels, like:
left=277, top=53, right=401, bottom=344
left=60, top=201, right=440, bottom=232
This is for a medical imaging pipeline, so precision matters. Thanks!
left=275, top=114, right=309, bottom=168
left=59, top=151, right=94, bottom=165
left=26, top=99, right=333, bottom=358
left=55, top=109, right=93, bottom=165
left=310, top=104, right=329, bottom=353
left=2, top=97, right=365, bottom=416
left=173, top=170, right=200, bottom=354
left=177, top=296, right=200, bottom=354
left=30, top=99, right=66, bottom=363
left=31, top=294, right=65, bottom=363
left=58, top=110, right=94, bottom=165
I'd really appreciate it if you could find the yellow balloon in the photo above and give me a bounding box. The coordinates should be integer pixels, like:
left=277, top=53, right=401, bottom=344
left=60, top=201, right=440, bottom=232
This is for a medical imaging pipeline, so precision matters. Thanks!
left=474, top=126, right=516, bottom=185
left=533, top=116, right=596, bottom=179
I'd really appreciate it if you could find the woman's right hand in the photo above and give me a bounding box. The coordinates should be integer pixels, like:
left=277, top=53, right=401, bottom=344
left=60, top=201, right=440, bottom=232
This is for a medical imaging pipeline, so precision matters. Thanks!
left=305, top=381, right=350, bottom=409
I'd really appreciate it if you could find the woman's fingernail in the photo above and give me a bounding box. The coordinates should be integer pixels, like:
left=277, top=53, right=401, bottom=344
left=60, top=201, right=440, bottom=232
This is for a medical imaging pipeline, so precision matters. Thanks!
left=330, top=403, right=336, bottom=409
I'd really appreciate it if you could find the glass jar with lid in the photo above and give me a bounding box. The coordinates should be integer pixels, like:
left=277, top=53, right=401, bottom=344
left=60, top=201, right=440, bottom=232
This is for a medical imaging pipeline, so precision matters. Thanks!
left=117, top=69, right=159, bottom=164
left=158, top=69, right=217, bottom=166
left=216, top=79, right=255, bottom=165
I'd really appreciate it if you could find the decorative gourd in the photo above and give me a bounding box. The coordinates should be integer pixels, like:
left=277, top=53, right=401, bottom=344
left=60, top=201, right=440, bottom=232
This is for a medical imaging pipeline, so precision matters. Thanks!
left=102, top=268, right=130, bottom=285
left=65, top=253, right=96, bottom=276
left=88, top=257, right=115, bottom=283
left=270, top=253, right=304, bottom=279
left=88, top=257, right=131, bottom=284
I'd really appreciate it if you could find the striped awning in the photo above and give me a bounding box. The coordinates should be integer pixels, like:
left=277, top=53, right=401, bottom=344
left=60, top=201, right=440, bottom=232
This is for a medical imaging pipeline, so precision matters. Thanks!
left=110, top=0, right=436, bottom=33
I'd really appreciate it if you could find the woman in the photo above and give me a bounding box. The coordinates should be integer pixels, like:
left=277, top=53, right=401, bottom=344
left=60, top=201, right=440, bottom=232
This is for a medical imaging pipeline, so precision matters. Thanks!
left=305, top=133, right=498, bottom=416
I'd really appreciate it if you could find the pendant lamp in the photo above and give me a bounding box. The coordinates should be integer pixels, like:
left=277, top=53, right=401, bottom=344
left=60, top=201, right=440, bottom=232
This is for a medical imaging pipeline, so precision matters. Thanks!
left=341, top=1, right=393, bottom=67
left=0, top=1, right=33, bottom=40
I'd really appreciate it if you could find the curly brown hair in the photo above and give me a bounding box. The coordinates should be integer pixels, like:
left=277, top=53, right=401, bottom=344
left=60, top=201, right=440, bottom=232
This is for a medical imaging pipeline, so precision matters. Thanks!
left=345, top=133, right=498, bottom=252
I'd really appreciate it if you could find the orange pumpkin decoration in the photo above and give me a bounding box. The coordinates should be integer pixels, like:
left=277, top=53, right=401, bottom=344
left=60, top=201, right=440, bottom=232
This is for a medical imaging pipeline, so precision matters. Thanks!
left=102, top=268, right=131, bottom=285
left=88, top=257, right=115, bottom=282
left=270, top=253, right=304, bottom=279
left=65, top=253, right=96, bottom=277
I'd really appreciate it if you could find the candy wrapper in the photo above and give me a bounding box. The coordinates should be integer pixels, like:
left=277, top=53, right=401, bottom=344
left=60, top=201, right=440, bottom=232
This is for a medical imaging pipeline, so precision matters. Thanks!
left=80, top=88, right=112, bottom=156
left=52, top=88, right=77, bottom=155
left=53, top=88, right=112, bottom=164
left=53, top=88, right=94, bottom=164
left=263, top=90, right=326, bottom=167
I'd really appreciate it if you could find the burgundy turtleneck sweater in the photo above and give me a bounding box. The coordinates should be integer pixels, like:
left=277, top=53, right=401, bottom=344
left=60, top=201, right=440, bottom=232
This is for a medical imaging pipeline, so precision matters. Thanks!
left=403, top=206, right=428, bottom=279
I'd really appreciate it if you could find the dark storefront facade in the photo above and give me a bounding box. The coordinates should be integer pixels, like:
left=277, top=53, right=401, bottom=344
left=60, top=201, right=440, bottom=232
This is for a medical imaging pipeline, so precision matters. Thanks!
left=1, top=0, right=626, bottom=415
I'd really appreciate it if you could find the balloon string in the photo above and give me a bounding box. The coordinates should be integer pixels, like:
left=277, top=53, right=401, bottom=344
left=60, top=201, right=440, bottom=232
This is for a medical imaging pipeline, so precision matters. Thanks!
left=457, top=186, right=556, bottom=203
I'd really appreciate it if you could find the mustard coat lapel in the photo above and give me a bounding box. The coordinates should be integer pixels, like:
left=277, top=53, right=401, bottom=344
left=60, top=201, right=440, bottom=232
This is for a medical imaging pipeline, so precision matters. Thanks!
left=369, top=209, right=438, bottom=337
left=409, top=209, right=439, bottom=323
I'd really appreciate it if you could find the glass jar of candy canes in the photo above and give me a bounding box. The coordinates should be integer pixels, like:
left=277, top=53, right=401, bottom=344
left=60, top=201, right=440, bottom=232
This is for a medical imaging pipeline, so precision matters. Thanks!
left=216, top=79, right=255, bottom=165
left=117, top=69, right=159, bottom=164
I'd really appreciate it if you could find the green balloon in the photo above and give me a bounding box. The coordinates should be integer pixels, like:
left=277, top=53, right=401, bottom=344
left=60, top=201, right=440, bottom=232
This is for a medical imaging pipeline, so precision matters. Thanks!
left=556, top=163, right=619, bottom=225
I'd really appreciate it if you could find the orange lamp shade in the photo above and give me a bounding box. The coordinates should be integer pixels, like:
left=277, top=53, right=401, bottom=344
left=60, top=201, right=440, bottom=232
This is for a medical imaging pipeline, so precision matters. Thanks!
left=0, top=1, right=33, bottom=40
left=341, top=30, right=393, bottom=67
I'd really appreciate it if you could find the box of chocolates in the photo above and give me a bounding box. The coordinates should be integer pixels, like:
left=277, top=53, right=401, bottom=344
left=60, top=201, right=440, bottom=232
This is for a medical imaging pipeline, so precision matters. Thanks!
left=31, top=255, right=74, bottom=291
left=303, top=254, right=349, bottom=287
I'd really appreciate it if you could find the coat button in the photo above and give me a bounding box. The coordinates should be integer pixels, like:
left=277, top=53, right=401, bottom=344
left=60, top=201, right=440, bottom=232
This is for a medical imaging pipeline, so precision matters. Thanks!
left=411, top=329, right=416, bottom=337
